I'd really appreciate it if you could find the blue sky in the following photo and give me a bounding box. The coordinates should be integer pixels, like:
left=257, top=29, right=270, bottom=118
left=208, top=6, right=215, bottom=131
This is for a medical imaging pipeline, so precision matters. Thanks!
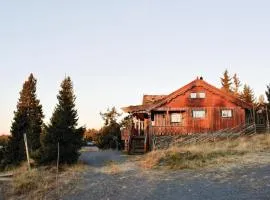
left=0, top=0, right=270, bottom=134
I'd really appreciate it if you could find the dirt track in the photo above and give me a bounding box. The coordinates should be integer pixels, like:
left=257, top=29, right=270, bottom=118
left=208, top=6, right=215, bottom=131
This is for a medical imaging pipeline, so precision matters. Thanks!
left=64, top=150, right=270, bottom=200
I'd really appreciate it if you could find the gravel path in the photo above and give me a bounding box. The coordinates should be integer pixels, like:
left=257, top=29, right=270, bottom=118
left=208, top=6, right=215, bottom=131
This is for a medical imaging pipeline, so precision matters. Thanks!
left=64, top=151, right=270, bottom=200
left=79, top=150, right=126, bottom=167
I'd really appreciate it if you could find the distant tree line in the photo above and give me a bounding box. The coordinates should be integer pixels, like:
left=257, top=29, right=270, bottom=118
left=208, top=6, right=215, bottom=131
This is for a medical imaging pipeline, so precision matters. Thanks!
left=83, top=107, right=125, bottom=150
left=0, top=136, right=9, bottom=146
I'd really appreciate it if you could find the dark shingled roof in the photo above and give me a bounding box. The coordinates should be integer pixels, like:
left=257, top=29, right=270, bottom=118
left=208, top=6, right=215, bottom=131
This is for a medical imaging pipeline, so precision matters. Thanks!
left=121, top=95, right=167, bottom=113
left=142, top=95, right=167, bottom=105
left=121, top=104, right=150, bottom=113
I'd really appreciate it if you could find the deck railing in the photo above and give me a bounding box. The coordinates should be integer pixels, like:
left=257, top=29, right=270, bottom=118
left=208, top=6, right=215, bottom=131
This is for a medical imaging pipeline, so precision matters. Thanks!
left=150, top=125, right=212, bottom=136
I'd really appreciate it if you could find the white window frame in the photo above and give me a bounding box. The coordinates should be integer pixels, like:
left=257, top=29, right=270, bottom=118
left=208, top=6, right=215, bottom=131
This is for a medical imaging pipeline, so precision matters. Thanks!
left=190, top=93, right=197, bottom=99
left=170, top=113, right=182, bottom=123
left=198, top=92, right=206, bottom=98
left=192, top=110, right=206, bottom=119
left=221, top=110, right=232, bottom=118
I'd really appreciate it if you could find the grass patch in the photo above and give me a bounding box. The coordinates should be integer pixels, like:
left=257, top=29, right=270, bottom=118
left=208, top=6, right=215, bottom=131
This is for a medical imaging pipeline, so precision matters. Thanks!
left=2, top=162, right=88, bottom=199
left=141, top=134, right=270, bottom=170
left=12, top=168, right=52, bottom=196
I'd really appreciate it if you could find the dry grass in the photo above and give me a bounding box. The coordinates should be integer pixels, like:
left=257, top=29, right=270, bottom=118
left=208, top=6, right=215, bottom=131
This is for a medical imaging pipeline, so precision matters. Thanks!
left=2, top=162, right=88, bottom=200
left=140, top=134, right=270, bottom=170
left=103, top=161, right=121, bottom=175
left=12, top=167, right=54, bottom=197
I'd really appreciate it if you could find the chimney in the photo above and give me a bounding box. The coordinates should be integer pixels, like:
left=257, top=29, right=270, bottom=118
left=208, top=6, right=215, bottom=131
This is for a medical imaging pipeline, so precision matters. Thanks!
left=200, top=76, right=203, bottom=80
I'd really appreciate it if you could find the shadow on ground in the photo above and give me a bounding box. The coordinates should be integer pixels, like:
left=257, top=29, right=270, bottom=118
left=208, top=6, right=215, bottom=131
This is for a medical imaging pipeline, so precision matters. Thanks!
left=79, top=149, right=127, bottom=167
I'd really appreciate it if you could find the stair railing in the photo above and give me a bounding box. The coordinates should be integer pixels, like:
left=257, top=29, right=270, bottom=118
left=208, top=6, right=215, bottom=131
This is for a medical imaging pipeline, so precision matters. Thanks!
left=127, top=135, right=132, bottom=154
left=144, top=133, right=148, bottom=153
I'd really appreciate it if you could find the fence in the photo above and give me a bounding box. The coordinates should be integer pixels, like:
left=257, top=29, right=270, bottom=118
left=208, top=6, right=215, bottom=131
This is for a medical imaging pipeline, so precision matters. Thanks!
left=152, top=122, right=268, bottom=150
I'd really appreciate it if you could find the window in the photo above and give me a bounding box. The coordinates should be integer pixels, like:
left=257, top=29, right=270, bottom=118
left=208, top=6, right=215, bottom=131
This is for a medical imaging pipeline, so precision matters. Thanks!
left=190, top=92, right=206, bottom=99
left=171, top=113, right=182, bottom=123
left=198, top=92, right=206, bottom=98
left=190, top=93, right=197, bottom=98
left=221, top=110, right=232, bottom=118
left=192, top=110, right=206, bottom=118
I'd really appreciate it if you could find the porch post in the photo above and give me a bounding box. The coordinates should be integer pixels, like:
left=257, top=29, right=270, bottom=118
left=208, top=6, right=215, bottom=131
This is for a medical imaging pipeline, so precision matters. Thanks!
left=166, top=109, right=169, bottom=135
left=134, top=117, right=137, bottom=130
left=148, top=112, right=154, bottom=150
left=148, top=112, right=152, bottom=135
left=266, top=105, right=270, bottom=134
left=138, top=118, right=141, bottom=136
left=144, top=115, right=148, bottom=136
left=253, top=106, right=257, bottom=134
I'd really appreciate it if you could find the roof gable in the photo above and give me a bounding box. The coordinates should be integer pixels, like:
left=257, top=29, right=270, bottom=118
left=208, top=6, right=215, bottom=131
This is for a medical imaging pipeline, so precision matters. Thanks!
left=122, top=78, right=253, bottom=113
left=149, top=79, right=253, bottom=110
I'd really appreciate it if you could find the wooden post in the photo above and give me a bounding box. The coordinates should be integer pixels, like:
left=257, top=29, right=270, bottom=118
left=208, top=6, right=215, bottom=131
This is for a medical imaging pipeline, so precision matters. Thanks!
left=138, top=118, right=141, bottom=136
left=165, top=110, right=169, bottom=135
left=56, top=142, right=60, bottom=197
left=148, top=112, right=152, bottom=150
left=266, top=105, right=270, bottom=134
left=253, top=106, right=257, bottom=134
left=23, top=134, right=31, bottom=170
left=144, top=117, right=147, bottom=136
left=134, top=117, right=136, bottom=130
left=57, top=142, right=60, bottom=172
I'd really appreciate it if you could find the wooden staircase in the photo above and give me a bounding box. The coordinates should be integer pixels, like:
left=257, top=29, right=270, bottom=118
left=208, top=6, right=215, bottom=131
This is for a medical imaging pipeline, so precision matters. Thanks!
left=129, top=136, right=146, bottom=154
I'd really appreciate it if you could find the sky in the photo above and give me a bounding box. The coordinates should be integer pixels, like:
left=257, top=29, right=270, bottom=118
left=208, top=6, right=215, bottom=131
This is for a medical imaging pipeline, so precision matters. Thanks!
left=0, top=0, right=270, bottom=134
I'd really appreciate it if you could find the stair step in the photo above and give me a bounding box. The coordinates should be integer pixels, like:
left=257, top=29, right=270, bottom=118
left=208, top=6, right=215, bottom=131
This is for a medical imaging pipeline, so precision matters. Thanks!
left=133, top=136, right=145, bottom=140
left=128, top=135, right=148, bottom=154
left=133, top=149, right=145, bottom=153
left=134, top=146, right=144, bottom=149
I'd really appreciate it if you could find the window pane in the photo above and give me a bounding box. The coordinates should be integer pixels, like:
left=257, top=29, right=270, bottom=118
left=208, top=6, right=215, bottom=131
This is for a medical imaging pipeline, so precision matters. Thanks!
left=193, top=110, right=206, bottom=118
left=171, top=113, right=182, bottom=123
left=190, top=93, right=197, bottom=98
left=198, top=92, right=206, bottom=98
left=221, top=110, right=232, bottom=118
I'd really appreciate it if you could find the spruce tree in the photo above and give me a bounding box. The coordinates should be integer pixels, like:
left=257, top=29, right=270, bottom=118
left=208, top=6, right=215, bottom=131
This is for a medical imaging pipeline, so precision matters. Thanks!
left=266, top=84, right=270, bottom=105
left=232, top=73, right=241, bottom=97
left=221, top=69, right=232, bottom=93
left=257, top=94, right=265, bottom=105
left=39, top=77, right=84, bottom=164
left=4, top=74, right=43, bottom=165
left=241, top=84, right=255, bottom=104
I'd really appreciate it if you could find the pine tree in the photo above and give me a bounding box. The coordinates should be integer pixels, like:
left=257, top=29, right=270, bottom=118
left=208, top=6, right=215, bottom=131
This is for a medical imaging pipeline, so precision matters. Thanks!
left=98, top=107, right=122, bottom=149
left=232, top=73, right=241, bottom=97
left=38, top=77, right=85, bottom=164
left=221, top=69, right=232, bottom=93
left=258, top=94, right=266, bottom=105
left=241, top=84, right=255, bottom=104
left=4, top=112, right=28, bottom=165
left=266, top=84, right=270, bottom=105
left=100, top=107, right=121, bottom=126
left=3, top=74, right=43, bottom=165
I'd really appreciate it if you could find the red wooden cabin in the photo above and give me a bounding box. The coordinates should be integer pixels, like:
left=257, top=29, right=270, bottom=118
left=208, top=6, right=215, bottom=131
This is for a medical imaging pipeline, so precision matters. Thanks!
left=121, top=77, right=253, bottom=153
